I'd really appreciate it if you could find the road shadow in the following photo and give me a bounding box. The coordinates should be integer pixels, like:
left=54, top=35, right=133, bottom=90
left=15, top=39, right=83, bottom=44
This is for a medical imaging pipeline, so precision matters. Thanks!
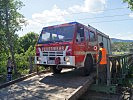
left=39, top=68, right=90, bottom=89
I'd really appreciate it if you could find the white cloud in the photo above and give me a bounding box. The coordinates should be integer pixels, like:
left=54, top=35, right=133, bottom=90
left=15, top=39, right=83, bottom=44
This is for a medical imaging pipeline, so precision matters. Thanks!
left=25, top=5, right=69, bottom=27
left=129, top=13, right=133, bottom=18
left=17, top=19, right=42, bottom=37
left=25, top=0, right=107, bottom=26
left=18, top=0, right=107, bottom=37
left=32, top=5, right=69, bottom=25
left=18, top=5, right=69, bottom=36
left=68, top=0, right=107, bottom=13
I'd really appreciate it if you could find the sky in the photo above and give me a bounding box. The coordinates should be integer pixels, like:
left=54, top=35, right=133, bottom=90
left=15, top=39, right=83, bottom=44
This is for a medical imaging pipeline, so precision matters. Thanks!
left=18, top=0, right=133, bottom=40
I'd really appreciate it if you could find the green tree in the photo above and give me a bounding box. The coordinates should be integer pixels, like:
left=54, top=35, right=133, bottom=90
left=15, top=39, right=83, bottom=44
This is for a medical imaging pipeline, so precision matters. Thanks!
left=18, top=32, right=38, bottom=53
left=15, top=44, right=36, bottom=75
left=112, top=42, right=132, bottom=53
left=123, top=0, right=133, bottom=10
left=0, top=0, right=25, bottom=73
left=14, top=32, right=38, bottom=74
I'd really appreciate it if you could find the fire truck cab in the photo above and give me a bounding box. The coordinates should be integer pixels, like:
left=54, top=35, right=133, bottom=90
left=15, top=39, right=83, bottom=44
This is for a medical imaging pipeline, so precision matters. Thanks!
left=35, top=22, right=111, bottom=74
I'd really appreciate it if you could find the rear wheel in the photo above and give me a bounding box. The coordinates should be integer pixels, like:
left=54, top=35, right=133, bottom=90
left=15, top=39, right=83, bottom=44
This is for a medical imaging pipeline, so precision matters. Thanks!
left=51, top=65, right=62, bottom=74
left=83, top=54, right=93, bottom=76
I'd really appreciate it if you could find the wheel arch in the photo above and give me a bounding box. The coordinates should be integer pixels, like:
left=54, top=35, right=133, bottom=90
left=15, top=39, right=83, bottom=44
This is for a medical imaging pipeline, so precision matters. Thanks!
left=83, top=53, right=94, bottom=66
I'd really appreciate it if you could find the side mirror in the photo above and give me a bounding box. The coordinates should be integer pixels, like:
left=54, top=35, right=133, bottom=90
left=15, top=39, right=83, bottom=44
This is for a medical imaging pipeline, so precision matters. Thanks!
left=80, top=32, right=84, bottom=37
left=76, top=39, right=78, bottom=42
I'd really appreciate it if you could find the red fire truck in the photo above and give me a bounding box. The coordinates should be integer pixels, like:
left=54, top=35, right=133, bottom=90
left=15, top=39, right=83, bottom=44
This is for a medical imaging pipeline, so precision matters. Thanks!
left=35, top=22, right=111, bottom=75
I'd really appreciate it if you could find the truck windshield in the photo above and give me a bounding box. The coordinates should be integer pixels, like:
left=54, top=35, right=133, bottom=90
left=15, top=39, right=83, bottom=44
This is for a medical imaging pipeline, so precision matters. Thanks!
left=38, top=25, right=75, bottom=44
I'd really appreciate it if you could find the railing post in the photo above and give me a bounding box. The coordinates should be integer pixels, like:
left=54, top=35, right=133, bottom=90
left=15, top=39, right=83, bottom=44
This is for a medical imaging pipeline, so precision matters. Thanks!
left=121, top=57, right=124, bottom=76
left=29, top=56, right=33, bottom=74
left=107, top=54, right=111, bottom=86
left=117, top=58, right=121, bottom=77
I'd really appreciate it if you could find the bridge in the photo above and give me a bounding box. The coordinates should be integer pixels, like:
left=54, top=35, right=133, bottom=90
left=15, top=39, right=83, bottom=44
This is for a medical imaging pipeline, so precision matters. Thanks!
left=0, top=54, right=132, bottom=100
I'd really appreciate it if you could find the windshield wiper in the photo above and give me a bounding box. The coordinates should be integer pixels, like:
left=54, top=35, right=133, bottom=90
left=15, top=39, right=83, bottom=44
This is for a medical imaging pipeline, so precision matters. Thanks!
left=38, top=40, right=55, bottom=44
left=45, top=40, right=55, bottom=44
left=54, top=40, right=64, bottom=42
left=63, top=38, right=72, bottom=41
left=38, top=39, right=72, bottom=44
left=54, top=38, right=72, bottom=42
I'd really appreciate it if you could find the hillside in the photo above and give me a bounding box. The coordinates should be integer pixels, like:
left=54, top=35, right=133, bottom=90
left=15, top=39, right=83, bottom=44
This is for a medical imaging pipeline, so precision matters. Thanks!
left=111, top=38, right=133, bottom=42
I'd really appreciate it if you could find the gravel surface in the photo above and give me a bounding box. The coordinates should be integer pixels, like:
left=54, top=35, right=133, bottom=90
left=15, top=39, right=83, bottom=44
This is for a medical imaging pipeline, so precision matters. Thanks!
left=0, top=69, right=92, bottom=100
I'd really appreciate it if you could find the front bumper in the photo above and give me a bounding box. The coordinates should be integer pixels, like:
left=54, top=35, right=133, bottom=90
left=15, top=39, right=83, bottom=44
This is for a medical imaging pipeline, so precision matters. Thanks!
left=35, top=56, right=75, bottom=66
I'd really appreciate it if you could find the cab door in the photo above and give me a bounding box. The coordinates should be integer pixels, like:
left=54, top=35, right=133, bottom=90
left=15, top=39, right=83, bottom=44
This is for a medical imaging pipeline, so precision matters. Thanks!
left=84, top=28, right=89, bottom=51
left=88, top=30, right=97, bottom=63
left=89, top=31, right=97, bottom=51
left=74, top=25, right=86, bottom=65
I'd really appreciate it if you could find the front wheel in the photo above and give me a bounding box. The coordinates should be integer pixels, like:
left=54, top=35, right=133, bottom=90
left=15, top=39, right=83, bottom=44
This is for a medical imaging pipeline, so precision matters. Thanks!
left=51, top=65, right=62, bottom=74
left=83, top=55, right=93, bottom=76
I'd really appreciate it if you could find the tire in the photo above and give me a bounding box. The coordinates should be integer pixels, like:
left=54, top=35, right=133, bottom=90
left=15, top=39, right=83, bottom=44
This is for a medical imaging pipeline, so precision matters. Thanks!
left=51, top=66, right=62, bottom=74
left=83, top=54, right=93, bottom=76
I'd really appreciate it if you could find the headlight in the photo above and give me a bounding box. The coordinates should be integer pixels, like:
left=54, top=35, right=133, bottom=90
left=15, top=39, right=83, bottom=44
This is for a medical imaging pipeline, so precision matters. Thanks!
left=37, top=61, right=40, bottom=64
left=65, top=56, right=70, bottom=62
left=38, top=57, right=41, bottom=61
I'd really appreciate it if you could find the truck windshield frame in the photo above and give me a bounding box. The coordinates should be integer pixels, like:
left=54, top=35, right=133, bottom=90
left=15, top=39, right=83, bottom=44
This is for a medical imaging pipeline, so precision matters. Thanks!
left=38, top=25, right=75, bottom=44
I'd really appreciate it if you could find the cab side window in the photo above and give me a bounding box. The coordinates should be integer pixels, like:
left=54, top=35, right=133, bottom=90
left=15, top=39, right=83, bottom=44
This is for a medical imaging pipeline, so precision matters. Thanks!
left=76, top=26, right=84, bottom=43
left=85, top=29, right=89, bottom=41
left=90, top=31, right=95, bottom=41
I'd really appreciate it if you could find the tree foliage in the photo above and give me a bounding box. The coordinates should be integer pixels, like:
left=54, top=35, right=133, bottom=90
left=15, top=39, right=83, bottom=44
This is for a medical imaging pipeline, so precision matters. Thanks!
left=15, top=32, right=38, bottom=74
left=0, top=0, right=25, bottom=73
left=18, top=32, right=38, bottom=53
left=0, top=32, right=38, bottom=75
left=123, top=0, right=133, bottom=10
left=0, top=0, right=40, bottom=75
left=0, top=0, right=25, bottom=32
left=112, top=42, right=133, bottom=53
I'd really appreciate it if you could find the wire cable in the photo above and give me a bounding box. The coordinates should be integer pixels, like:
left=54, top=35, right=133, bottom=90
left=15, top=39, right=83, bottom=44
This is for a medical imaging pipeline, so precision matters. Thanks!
left=60, top=7, right=128, bottom=16
left=89, top=18, right=133, bottom=23
left=35, top=13, right=132, bottom=25
left=77, top=13, right=130, bottom=20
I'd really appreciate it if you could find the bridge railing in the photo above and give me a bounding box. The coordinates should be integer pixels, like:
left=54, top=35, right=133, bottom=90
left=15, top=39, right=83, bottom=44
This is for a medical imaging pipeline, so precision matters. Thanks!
left=107, top=53, right=133, bottom=85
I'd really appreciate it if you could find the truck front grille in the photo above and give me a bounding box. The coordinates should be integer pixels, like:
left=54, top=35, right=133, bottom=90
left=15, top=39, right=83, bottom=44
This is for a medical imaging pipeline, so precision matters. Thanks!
left=43, top=51, right=63, bottom=56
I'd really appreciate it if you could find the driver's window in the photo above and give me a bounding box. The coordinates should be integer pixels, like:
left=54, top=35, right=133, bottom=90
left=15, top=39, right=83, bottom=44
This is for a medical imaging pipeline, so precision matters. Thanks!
left=52, top=33, right=58, bottom=40
left=76, top=26, right=84, bottom=43
left=42, top=32, right=50, bottom=41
